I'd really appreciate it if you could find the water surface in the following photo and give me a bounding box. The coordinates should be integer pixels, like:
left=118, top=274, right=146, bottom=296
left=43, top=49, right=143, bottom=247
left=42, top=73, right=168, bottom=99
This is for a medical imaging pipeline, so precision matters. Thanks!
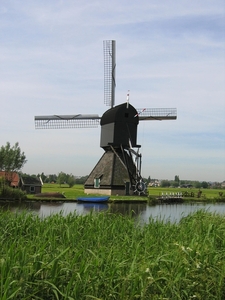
left=1, top=201, right=225, bottom=223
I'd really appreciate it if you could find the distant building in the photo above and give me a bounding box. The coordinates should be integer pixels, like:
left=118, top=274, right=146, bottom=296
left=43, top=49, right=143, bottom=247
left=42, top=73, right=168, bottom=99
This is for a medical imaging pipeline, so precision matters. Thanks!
left=0, top=171, right=20, bottom=187
left=0, top=171, right=42, bottom=194
left=19, top=175, right=42, bottom=194
left=148, top=180, right=161, bottom=187
left=180, top=184, right=193, bottom=188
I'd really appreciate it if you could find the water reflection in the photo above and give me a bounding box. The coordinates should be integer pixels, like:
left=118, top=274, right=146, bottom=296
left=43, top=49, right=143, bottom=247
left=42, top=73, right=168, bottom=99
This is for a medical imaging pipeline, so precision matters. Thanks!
left=81, top=203, right=109, bottom=212
left=141, top=203, right=225, bottom=223
left=109, top=203, right=146, bottom=217
left=0, top=201, right=225, bottom=223
left=0, top=201, right=41, bottom=213
left=38, top=202, right=109, bottom=217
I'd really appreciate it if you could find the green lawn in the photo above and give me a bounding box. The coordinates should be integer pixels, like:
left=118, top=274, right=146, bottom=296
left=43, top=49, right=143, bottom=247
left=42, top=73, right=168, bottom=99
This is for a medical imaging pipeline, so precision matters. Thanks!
left=28, top=183, right=225, bottom=202
left=41, top=183, right=85, bottom=198
left=148, top=187, right=224, bottom=199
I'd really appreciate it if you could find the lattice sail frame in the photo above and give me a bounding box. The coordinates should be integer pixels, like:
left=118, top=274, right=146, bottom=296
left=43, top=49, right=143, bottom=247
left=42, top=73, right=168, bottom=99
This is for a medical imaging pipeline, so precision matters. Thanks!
left=35, top=115, right=100, bottom=129
left=137, top=108, right=177, bottom=120
left=103, top=40, right=116, bottom=108
left=34, top=108, right=177, bottom=129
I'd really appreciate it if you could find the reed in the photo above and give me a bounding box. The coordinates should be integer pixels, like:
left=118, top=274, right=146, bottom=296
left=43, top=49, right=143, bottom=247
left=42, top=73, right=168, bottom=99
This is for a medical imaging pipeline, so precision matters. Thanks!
left=0, top=209, right=224, bottom=299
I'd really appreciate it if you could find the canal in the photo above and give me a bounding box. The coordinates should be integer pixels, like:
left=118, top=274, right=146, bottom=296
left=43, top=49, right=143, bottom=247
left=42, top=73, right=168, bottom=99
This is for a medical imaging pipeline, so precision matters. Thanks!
left=1, top=201, right=225, bottom=223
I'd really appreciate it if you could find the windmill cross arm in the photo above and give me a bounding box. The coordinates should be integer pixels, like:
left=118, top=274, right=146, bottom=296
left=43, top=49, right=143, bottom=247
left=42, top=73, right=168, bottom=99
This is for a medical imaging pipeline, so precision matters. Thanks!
left=34, top=114, right=101, bottom=129
left=137, top=108, right=177, bottom=121
left=35, top=114, right=100, bottom=120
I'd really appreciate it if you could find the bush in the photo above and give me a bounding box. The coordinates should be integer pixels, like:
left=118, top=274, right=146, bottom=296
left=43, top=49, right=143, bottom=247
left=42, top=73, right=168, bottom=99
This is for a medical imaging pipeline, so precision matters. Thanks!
left=0, top=186, right=27, bottom=200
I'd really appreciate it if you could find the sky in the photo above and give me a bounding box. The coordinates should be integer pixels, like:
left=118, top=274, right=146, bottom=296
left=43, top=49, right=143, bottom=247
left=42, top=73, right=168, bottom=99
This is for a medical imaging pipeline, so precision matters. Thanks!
left=0, top=0, right=225, bottom=182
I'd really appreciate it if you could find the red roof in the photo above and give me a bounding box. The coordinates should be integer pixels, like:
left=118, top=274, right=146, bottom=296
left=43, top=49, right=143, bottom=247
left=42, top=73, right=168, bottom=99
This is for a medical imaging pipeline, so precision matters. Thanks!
left=0, top=171, right=20, bottom=187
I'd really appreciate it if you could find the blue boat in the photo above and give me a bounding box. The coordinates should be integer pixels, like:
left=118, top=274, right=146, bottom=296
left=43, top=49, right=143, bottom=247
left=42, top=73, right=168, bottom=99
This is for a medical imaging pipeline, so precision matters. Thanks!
left=77, top=196, right=109, bottom=203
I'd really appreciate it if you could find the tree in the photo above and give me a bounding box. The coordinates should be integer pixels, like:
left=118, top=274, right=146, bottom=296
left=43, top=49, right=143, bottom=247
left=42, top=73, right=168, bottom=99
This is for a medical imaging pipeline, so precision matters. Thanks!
left=37, top=172, right=47, bottom=183
left=201, top=181, right=209, bottom=189
left=57, top=172, right=76, bottom=188
left=67, top=174, right=76, bottom=188
left=193, top=181, right=201, bottom=188
left=174, top=175, right=180, bottom=185
left=75, top=175, right=88, bottom=184
left=46, top=174, right=57, bottom=183
left=160, top=180, right=171, bottom=187
left=0, top=142, right=27, bottom=185
left=57, top=172, right=67, bottom=186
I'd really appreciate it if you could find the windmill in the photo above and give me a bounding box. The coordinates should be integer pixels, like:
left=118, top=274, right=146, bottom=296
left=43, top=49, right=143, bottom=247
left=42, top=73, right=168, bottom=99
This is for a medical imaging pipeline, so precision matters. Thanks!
left=35, top=40, right=177, bottom=196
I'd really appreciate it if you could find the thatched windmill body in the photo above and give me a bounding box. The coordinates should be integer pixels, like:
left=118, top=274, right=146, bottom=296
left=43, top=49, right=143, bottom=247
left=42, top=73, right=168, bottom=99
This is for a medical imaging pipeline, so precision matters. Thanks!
left=35, top=40, right=177, bottom=195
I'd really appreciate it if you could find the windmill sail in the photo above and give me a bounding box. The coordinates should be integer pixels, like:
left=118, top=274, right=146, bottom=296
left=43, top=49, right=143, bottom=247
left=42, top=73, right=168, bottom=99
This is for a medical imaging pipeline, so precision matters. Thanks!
left=35, top=114, right=100, bottom=129
left=137, top=108, right=177, bottom=120
left=103, top=40, right=116, bottom=108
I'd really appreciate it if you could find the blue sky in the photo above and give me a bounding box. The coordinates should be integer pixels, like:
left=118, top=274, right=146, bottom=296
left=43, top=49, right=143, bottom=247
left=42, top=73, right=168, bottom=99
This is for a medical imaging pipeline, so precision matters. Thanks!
left=1, top=0, right=224, bottom=182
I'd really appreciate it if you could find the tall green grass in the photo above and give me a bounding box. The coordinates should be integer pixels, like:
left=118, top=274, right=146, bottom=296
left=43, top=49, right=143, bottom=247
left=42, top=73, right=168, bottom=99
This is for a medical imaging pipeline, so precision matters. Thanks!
left=0, top=209, right=224, bottom=299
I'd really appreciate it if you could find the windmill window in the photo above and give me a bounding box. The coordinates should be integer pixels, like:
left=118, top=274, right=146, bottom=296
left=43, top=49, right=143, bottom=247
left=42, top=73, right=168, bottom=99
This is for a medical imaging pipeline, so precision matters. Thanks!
left=94, top=178, right=100, bottom=188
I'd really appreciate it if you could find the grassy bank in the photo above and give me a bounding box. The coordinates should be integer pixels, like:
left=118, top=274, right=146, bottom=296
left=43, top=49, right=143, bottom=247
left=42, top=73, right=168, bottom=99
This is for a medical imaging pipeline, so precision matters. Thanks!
left=0, top=209, right=224, bottom=299
left=27, top=184, right=225, bottom=202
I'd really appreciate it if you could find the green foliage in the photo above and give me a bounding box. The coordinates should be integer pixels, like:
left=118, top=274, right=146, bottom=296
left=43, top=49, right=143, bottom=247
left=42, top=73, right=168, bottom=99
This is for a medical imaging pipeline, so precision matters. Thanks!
left=37, top=172, right=47, bottom=183
left=0, top=185, right=27, bottom=200
left=201, top=181, right=209, bottom=188
left=75, top=175, right=88, bottom=184
left=0, top=176, right=26, bottom=200
left=160, top=179, right=213, bottom=189
left=0, top=210, right=224, bottom=299
left=67, top=175, right=76, bottom=188
left=57, top=171, right=67, bottom=186
left=0, top=142, right=26, bottom=184
left=57, top=172, right=76, bottom=188
left=161, top=180, right=171, bottom=187
left=41, top=173, right=88, bottom=185
left=174, top=175, right=180, bottom=183
left=45, top=174, right=57, bottom=183
left=169, top=180, right=179, bottom=187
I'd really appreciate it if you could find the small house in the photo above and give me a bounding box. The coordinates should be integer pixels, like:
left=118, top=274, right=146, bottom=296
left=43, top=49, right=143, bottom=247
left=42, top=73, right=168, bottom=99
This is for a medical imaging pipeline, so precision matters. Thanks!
left=19, top=175, right=42, bottom=194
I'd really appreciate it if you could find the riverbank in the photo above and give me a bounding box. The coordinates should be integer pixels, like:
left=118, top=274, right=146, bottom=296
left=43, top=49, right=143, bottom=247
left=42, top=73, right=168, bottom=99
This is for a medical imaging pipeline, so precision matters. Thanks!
left=0, top=209, right=224, bottom=299
left=1, top=195, right=225, bottom=204
left=47, top=184, right=225, bottom=201
left=1, top=184, right=225, bottom=203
